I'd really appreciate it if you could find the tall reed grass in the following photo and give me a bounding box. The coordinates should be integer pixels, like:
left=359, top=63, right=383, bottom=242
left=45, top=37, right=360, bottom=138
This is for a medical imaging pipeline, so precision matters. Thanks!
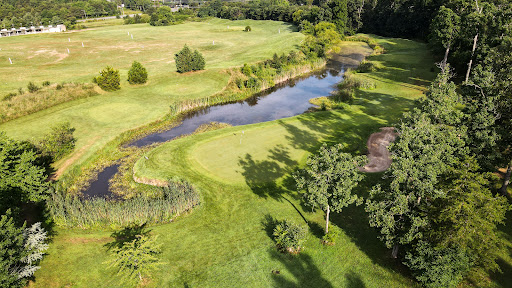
left=47, top=179, right=200, bottom=229
left=0, top=83, right=98, bottom=123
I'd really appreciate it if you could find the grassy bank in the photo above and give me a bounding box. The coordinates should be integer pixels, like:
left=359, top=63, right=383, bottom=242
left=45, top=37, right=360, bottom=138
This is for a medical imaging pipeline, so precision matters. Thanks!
left=31, top=36, right=440, bottom=287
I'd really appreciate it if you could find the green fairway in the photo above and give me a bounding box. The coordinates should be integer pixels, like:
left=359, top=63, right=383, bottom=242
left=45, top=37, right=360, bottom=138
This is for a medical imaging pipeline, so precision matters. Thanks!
left=0, top=19, right=304, bottom=170
left=30, top=37, right=441, bottom=287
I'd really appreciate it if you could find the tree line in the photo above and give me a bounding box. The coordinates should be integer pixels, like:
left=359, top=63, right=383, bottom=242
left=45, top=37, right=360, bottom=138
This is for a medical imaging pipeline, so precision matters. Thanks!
left=0, top=0, right=118, bottom=29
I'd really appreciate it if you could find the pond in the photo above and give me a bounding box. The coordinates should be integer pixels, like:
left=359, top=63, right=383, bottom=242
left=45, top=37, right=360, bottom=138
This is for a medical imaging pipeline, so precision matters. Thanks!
left=83, top=50, right=369, bottom=197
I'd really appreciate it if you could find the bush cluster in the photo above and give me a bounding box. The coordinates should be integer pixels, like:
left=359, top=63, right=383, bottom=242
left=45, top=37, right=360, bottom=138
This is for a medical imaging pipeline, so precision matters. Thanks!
left=148, top=6, right=195, bottom=26
left=175, top=45, right=205, bottom=73
left=272, top=219, right=307, bottom=253
left=38, top=121, right=76, bottom=161
left=244, top=25, right=251, bottom=32
left=238, top=51, right=304, bottom=90
left=124, top=14, right=150, bottom=24
left=93, top=66, right=121, bottom=91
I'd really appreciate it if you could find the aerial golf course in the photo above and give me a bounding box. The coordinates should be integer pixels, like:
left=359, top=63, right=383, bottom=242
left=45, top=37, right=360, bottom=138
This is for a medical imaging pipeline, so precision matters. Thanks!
left=0, top=15, right=510, bottom=288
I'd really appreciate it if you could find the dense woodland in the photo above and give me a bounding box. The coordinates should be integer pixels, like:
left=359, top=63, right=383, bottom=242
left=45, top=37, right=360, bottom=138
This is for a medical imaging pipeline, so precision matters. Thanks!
left=0, top=0, right=118, bottom=28
left=0, top=0, right=511, bottom=287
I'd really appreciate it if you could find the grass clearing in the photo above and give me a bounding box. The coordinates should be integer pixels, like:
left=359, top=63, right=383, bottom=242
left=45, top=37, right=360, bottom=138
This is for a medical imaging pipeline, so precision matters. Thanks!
left=31, top=37, right=443, bottom=287
left=0, top=19, right=304, bottom=170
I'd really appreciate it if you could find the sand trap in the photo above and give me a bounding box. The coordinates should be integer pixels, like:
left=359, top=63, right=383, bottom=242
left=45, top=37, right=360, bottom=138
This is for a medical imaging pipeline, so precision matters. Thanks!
left=360, top=127, right=397, bottom=173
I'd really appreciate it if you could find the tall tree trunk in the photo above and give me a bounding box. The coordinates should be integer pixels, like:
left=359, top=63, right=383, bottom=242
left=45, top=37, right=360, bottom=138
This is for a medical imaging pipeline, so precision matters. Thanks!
left=465, top=0, right=482, bottom=82
left=392, top=244, right=399, bottom=258
left=325, top=204, right=330, bottom=234
left=499, top=160, right=512, bottom=196
left=442, top=44, right=450, bottom=69
left=465, top=33, right=478, bottom=82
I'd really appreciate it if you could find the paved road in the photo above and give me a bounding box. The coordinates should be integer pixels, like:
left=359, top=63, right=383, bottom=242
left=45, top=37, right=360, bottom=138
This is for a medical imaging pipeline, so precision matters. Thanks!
left=76, top=14, right=139, bottom=22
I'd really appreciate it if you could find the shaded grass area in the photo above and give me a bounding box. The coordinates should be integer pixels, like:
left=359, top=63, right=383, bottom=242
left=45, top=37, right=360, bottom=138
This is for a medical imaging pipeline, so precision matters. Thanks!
left=31, top=37, right=438, bottom=287
left=0, top=19, right=303, bottom=171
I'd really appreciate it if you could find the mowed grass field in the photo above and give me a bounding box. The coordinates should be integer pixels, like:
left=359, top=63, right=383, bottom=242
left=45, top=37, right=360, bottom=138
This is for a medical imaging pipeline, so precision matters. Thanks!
left=30, top=37, right=446, bottom=287
left=0, top=19, right=304, bottom=170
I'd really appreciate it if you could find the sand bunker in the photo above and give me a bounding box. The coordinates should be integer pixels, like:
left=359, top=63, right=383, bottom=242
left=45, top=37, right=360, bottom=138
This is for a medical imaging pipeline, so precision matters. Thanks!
left=360, top=127, right=397, bottom=173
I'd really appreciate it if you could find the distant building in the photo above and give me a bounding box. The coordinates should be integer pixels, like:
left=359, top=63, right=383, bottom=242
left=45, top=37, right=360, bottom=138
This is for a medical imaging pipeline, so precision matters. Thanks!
left=0, top=24, right=66, bottom=37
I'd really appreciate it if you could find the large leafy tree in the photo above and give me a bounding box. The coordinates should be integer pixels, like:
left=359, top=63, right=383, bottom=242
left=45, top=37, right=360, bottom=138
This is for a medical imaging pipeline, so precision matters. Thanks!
left=365, top=112, right=465, bottom=257
left=430, top=158, right=509, bottom=272
left=295, top=144, right=365, bottom=234
left=105, top=234, right=165, bottom=283
left=328, top=0, right=349, bottom=34
left=0, top=133, right=48, bottom=213
left=429, top=6, right=460, bottom=68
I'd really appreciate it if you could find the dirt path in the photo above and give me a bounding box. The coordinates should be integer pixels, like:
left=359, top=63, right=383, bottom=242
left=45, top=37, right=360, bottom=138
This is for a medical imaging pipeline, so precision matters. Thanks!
left=49, top=136, right=100, bottom=180
left=360, top=127, right=397, bottom=173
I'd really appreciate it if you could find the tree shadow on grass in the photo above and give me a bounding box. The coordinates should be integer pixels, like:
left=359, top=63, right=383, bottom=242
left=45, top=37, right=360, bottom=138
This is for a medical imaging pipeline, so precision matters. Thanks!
left=329, top=172, right=413, bottom=280
left=269, top=248, right=333, bottom=288
left=354, top=90, right=417, bottom=122
left=345, top=271, right=367, bottom=288
left=104, top=222, right=151, bottom=251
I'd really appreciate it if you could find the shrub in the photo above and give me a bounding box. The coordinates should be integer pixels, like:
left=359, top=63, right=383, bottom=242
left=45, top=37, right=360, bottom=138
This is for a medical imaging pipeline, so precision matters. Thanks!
left=235, top=78, right=244, bottom=89
left=38, top=121, right=76, bottom=161
left=175, top=45, right=206, bottom=73
left=127, top=61, right=148, bottom=84
left=357, top=60, right=382, bottom=73
left=94, top=66, right=121, bottom=91
left=2, top=92, right=17, bottom=101
left=241, top=63, right=252, bottom=76
left=335, top=89, right=354, bottom=103
left=244, top=25, right=251, bottom=32
left=42, top=81, right=51, bottom=87
left=272, top=219, right=307, bottom=253
left=56, top=84, right=63, bottom=90
left=27, top=82, right=40, bottom=93
left=18, top=88, right=24, bottom=95
left=341, top=73, right=376, bottom=90
left=245, top=77, right=260, bottom=89
left=322, top=228, right=339, bottom=245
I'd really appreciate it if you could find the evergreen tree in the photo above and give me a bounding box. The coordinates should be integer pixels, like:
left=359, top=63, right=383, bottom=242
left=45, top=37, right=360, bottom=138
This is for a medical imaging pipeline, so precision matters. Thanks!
left=191, top=50, right=205, bottom=71
left=93, top=66, right=120, bottom=91
left=175, top=45, right=206, bottom=73
left=0, top=211, right=26, bottom=288
left=175, top=45, right=193, bottom=73
left=127, top=61, right=148, bottom=84
left=0, top=211, right=48, bottom=288
left=0, top=133, right=48, bottom=211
